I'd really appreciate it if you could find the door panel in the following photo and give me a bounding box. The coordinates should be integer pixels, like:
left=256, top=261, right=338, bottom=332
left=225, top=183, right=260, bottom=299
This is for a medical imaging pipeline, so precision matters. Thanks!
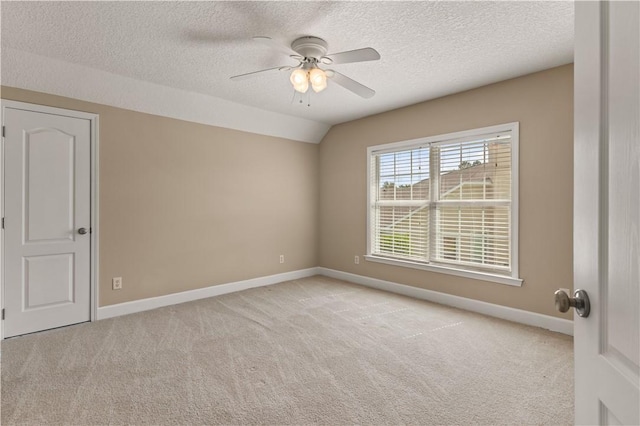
left=3, top=106, right=91, bottom=338
left=574, top=1, right=640, bottom=424
left=24, top=254, right=75, bottom=309
left=24, top=128, right=75, bottom=243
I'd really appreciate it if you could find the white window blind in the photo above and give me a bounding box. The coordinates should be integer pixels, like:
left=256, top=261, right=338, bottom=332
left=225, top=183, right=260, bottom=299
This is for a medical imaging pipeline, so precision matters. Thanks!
left=368, top=123, right=518, bottom=279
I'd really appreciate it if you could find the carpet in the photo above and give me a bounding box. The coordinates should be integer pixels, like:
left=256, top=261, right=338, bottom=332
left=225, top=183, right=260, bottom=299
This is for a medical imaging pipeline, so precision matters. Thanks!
left=1, top=275, right=573, bottom=425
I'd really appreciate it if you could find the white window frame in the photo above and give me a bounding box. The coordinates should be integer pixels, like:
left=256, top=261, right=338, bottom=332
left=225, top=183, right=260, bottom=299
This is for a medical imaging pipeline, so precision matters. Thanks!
left=365, top=122, right=522, bottom=287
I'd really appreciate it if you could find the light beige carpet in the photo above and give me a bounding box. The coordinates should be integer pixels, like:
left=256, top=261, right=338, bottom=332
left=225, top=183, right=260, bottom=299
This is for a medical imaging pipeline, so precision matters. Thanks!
left=2, top=275, right=573, bottom=425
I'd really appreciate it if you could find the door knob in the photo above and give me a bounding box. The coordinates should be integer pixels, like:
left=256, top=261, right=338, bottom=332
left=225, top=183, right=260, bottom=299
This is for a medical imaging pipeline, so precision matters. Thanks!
left=554, top=289, right=590, bottom=318
left=78, top=227, right=88, bottom=235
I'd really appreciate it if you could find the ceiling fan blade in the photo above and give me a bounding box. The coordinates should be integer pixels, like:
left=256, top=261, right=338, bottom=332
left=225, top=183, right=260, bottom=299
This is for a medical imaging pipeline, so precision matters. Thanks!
left=329, top=70, right=376, bottom=99
left=253, top=36, right=298, bottom=57
left=324, top=47, right=380, bottom=65
left=230, top=66, right=291, bottom=81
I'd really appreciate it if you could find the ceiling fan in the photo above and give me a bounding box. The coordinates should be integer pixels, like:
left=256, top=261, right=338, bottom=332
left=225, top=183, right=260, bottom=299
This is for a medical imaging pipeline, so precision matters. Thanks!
left=230, top=36, right=381, bottom=99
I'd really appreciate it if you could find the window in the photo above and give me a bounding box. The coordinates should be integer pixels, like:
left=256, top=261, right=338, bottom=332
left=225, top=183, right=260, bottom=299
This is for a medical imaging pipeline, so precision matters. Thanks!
left=366, top=123, right=520, bottom=286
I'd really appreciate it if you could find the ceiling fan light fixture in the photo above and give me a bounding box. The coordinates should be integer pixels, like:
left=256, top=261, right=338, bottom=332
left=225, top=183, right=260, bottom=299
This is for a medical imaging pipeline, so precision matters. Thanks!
left=290, top=68, right=309, bottom=93
left=309, top=68, right=327, bottom=93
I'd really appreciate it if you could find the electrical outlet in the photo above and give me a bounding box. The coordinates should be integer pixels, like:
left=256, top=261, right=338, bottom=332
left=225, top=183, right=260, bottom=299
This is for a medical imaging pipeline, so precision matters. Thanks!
left=354, top=255, right=360, bottom=265
left=279, top=254, right=285, bottom=264
left=112, top=277, right=123, bottom=290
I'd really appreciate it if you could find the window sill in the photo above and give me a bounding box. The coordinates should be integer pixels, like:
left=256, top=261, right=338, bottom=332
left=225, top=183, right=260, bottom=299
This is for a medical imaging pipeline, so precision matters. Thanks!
left=364, top=255, right=523, bottom=287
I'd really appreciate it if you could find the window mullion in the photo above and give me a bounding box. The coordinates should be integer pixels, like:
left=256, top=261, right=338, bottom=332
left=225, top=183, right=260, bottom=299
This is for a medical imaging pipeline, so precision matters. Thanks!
left=373, top=155, right=379, bottom=254
left=429, top=144, right=438, bottom=262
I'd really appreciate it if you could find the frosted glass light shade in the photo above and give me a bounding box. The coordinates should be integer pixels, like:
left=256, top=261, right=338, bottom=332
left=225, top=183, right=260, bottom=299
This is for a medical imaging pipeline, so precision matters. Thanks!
left=290, top=69, right=309, bottom=93
left=293, top=80, right=309, bottom=93
left=309, top=68, right=327, bottom=93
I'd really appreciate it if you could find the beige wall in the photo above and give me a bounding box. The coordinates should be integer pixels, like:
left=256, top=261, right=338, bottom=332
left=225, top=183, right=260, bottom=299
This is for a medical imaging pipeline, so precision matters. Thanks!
left=1, top=86, right=319, bottom=306
left=318, top=64, right=574, bottom=318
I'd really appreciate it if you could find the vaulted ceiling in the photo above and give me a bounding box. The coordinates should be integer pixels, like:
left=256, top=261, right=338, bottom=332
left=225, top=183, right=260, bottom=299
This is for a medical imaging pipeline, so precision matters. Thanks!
left=1, top=1, right=574, bottom=142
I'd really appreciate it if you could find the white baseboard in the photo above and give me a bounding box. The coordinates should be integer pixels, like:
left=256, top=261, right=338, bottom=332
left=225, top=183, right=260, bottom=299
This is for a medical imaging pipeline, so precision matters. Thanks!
left=318, top=268, right=574, bottom=336
left=97, top=267, right=320, bottom=320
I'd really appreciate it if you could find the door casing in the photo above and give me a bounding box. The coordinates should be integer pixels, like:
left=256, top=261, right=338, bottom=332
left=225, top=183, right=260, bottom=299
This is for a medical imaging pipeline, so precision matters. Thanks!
left=0, top=99, right=99, bottom=339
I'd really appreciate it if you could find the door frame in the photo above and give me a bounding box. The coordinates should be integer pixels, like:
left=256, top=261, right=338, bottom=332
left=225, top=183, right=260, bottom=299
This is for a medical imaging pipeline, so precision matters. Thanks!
left=0, top=100, right=99, bottom=339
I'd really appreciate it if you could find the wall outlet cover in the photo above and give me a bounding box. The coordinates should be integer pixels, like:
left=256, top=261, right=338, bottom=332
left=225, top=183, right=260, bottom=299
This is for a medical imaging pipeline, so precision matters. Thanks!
left=112, top=277, right=123, bottom=290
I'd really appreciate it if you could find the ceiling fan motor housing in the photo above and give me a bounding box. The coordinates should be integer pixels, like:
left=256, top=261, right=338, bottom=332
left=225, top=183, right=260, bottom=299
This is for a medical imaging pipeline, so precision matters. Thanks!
left=291, top=36, right=328, bottom=60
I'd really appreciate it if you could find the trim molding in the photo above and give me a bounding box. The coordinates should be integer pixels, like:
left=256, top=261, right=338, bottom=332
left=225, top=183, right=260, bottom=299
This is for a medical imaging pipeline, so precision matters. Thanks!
left=318, top=267, right=573, bottom=336
left=97, top=268, right=320, bottom=320
left=2, top=48, right=330, bottom=144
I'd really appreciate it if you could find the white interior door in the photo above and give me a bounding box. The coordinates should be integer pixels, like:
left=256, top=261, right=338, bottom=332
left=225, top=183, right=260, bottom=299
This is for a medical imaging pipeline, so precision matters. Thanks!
left=2, top=105, right=91, bottom=338
left=574, top=1, right=639, bottom=424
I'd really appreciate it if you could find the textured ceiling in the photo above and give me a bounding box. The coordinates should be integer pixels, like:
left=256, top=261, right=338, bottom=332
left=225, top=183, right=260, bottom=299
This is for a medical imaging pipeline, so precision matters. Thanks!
left=1, top=1, right=574, bottom=126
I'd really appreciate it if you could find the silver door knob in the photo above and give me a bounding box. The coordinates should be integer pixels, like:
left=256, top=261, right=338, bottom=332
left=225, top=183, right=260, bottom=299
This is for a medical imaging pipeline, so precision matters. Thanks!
left=554, top=289, right=590, bottom=318
left=78, top=227, right=88, bottom=235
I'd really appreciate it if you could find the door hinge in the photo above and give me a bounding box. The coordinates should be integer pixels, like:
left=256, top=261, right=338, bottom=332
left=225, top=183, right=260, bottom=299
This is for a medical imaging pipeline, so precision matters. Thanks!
left=1, top=217, right=4, bottom=229
left=2, top=309, right=5, bottom=320
left=2, top=126, right=5, bottom=138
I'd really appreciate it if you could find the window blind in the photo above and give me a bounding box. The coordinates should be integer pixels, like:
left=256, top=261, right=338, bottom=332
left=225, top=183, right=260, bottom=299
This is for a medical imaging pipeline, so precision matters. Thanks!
left=371, top=146, right=430, bottom=261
